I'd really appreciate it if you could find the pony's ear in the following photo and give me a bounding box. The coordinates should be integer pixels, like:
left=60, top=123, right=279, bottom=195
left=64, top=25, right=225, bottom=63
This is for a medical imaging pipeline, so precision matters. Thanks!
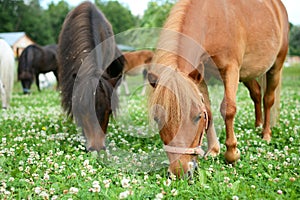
left=188, top=69, right=202, bottom=84
left=188, top=63, right=204, bottom=84
left=148, top=72, right=159, bottom=88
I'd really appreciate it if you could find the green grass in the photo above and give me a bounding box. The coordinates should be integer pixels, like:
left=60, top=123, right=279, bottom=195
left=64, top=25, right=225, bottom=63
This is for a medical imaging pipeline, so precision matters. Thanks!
left=0, top=65, right=299, bottom=199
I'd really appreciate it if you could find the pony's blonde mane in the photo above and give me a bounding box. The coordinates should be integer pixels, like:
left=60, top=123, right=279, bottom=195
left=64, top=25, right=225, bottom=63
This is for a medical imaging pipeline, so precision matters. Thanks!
left=148, top=68, right=204, bottom=127
left=149, top=0, right=204, bottom=126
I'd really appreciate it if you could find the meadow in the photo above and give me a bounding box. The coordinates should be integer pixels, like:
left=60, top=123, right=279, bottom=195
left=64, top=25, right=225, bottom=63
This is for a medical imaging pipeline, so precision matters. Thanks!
left=0, top=65, right=299, bottom=199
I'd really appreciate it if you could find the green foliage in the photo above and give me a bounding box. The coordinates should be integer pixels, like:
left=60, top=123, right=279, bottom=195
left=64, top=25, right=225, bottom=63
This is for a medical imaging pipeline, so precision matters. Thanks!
left=141, top=0, right=176, bottom=27
left=45, top=1, right=70, bottom=43
left=289, top=25, right=300, bottom=56
left=95, top=0, right=138, bottom=34
left=0, top=0, right=70, bottom=45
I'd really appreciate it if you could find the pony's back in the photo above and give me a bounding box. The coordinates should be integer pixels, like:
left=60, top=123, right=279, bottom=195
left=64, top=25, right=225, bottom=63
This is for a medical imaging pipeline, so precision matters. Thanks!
left=0, top=39, right=15, bottom=108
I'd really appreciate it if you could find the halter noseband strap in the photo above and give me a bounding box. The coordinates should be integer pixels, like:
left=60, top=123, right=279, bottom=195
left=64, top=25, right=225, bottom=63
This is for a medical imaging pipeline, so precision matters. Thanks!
left=163, top=110, right=209, bottom=156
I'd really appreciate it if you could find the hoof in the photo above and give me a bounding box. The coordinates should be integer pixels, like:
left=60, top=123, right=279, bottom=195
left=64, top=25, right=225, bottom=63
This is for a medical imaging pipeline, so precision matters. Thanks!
left=205, top=143, right=220, bottom=158
left=224, top=148, right=240, bottom=164
left=262, top=134, right=271, bottom=143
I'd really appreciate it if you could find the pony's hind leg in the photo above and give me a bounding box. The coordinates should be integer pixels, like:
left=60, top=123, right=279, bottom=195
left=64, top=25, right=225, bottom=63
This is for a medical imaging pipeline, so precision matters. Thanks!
left=0, top=79, right=7, bottom=109
left=36, top=73, right=41, bottom=91
left=243, top=80, right=263, bottom=127
left=262, top=63, right=284, bottom=142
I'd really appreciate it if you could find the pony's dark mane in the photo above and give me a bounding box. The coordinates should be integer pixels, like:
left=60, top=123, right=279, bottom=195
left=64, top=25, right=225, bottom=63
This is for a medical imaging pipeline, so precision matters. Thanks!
left=58, top=1, right=124, bottom=116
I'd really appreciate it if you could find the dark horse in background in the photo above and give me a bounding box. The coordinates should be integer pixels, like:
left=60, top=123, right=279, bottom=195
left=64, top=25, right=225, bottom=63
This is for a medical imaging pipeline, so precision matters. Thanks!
left=18, top=44, right=58, bottom=94
left=58, top=2, right=125, bottom=151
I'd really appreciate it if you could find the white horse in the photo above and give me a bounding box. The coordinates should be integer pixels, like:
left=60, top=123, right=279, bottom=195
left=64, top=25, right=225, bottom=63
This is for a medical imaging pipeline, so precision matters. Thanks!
left=0, top=39, right=15, bottom=109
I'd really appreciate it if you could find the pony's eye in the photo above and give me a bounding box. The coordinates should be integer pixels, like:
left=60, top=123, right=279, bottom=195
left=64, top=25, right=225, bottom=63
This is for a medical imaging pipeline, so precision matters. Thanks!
left=193, top=113, right=202, bottom=123
left=154, top=116, right=160, bottom=123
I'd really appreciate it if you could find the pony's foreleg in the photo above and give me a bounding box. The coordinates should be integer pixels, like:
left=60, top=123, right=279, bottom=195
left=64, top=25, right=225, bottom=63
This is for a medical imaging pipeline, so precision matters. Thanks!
left=122, top=76, right=130, bottom=95
left=53, top=70, right=59, bottom=90
left=0, top=79, right=7, bottom=109
left=141, top=69, right=148, bottom=95
left=220, top=66, right=240, bottom=163
left=243, top=80, right=263, bottom=127
left=198, top=81, right=220, bottom=156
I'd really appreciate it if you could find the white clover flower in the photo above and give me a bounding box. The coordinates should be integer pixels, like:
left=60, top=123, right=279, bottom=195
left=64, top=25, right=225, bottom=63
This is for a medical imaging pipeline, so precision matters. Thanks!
left=154, top=193, right=164, bottom=200
left=103, top=179, right=111, bottom=188
left=69, top=187, right=79, bottom=194
left=8, top=177, right=14, bottom=182
left=171, top=188, right=178, bottom=196
left=51, top=195, right=59, bottom=200
left=121, top=177, right=130, bottom=188
left=53, top=163, right=59, bottom=169
left=34, top=187, right=42, bottom=194
left=163, top=178, right=172, bottom=187
left=119, top=190, right=130, bottom=199
left=92, top=181, right=100, bottom=187
left=268, top=164, right=273, bottom=169
left=232, top=195, right=239, bottom=200
left=81, top=171, right=86, bottom=177
left=277, top=190, right=283, bottom=195
left=44, top=173, right=50, bottom=180
left=83, top=160, right=89, bottom=167
left=93, top=185, right=101, bottom=193
left=156, top=174, right=162, bottom=180
left=224, top=177, right=230, bottom=183
left=39, top=191, right=49, bottom=199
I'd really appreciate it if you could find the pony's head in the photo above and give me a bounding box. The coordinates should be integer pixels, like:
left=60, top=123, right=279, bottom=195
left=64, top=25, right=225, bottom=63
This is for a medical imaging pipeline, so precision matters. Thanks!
left=18, top=71, right=34, bottom=94
left=148, top=67, right=208, bottom=178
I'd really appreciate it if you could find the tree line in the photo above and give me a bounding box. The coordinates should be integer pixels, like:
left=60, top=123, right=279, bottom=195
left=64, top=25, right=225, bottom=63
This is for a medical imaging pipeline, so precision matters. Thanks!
left=0, top=0, right=299, bottom=56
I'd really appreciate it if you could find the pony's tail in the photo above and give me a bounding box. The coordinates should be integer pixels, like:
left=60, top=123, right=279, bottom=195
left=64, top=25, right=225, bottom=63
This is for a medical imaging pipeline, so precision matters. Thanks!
left=58, top=1, right=124, bottom=116
left=258, top=72, right=282, bottom=127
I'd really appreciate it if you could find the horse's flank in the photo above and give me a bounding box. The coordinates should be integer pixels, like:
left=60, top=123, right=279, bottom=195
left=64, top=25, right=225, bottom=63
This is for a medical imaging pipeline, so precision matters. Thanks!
left=0, top=39, right=15, bottom=108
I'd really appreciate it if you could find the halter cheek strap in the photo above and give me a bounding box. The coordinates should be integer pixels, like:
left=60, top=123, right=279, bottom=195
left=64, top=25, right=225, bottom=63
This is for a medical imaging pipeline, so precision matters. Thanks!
left=163, top=109, right=208, bottom=156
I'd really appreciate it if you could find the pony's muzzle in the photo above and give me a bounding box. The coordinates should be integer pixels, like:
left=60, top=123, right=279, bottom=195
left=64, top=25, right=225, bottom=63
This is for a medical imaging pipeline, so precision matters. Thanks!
left=167, top=159, right=198, bottom=179
left=23, top=88, right=31, bottom=94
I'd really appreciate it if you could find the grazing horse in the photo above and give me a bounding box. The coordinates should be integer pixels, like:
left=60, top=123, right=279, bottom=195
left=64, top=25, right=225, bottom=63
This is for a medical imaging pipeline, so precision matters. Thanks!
left=0, top=39, right=15, bottom=109
left=58, top=2, right=125, bottom=151
left=18, top=44, right=58, bottom=94
left=122, top=50, right=154, bottom=95
left=148, top=0, right=288, bottom=177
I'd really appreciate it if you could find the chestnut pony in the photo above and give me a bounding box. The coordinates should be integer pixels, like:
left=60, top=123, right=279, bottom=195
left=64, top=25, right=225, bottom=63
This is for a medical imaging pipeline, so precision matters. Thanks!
left=122, top=50, right=154, bottom=95
left=58, top=2, right=125, bottom=151
left=148, top=0, right=289, bottom=177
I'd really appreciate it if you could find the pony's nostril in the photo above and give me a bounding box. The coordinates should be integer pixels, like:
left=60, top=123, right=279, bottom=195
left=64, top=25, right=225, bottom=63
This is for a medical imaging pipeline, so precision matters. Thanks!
left=100, top=146, right=106, bottom=151
left=167, top=171, right=171, bottom=179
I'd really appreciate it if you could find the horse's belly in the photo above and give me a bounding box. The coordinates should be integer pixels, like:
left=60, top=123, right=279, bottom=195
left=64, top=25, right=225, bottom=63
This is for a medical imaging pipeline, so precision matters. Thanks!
left=239, top=56, right=276, bottom=81
left=125, top=66, right=144, bottom=76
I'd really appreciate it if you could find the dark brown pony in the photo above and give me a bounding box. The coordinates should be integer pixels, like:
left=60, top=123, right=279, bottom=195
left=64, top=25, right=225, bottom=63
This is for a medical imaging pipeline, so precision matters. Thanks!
left=122, top=50, right=154, bottom=95
left=58, top=2, right=125, bottom=151
left=18, top=44, right=58, bottom=94
left=148, top=0, right=289, bottom=177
